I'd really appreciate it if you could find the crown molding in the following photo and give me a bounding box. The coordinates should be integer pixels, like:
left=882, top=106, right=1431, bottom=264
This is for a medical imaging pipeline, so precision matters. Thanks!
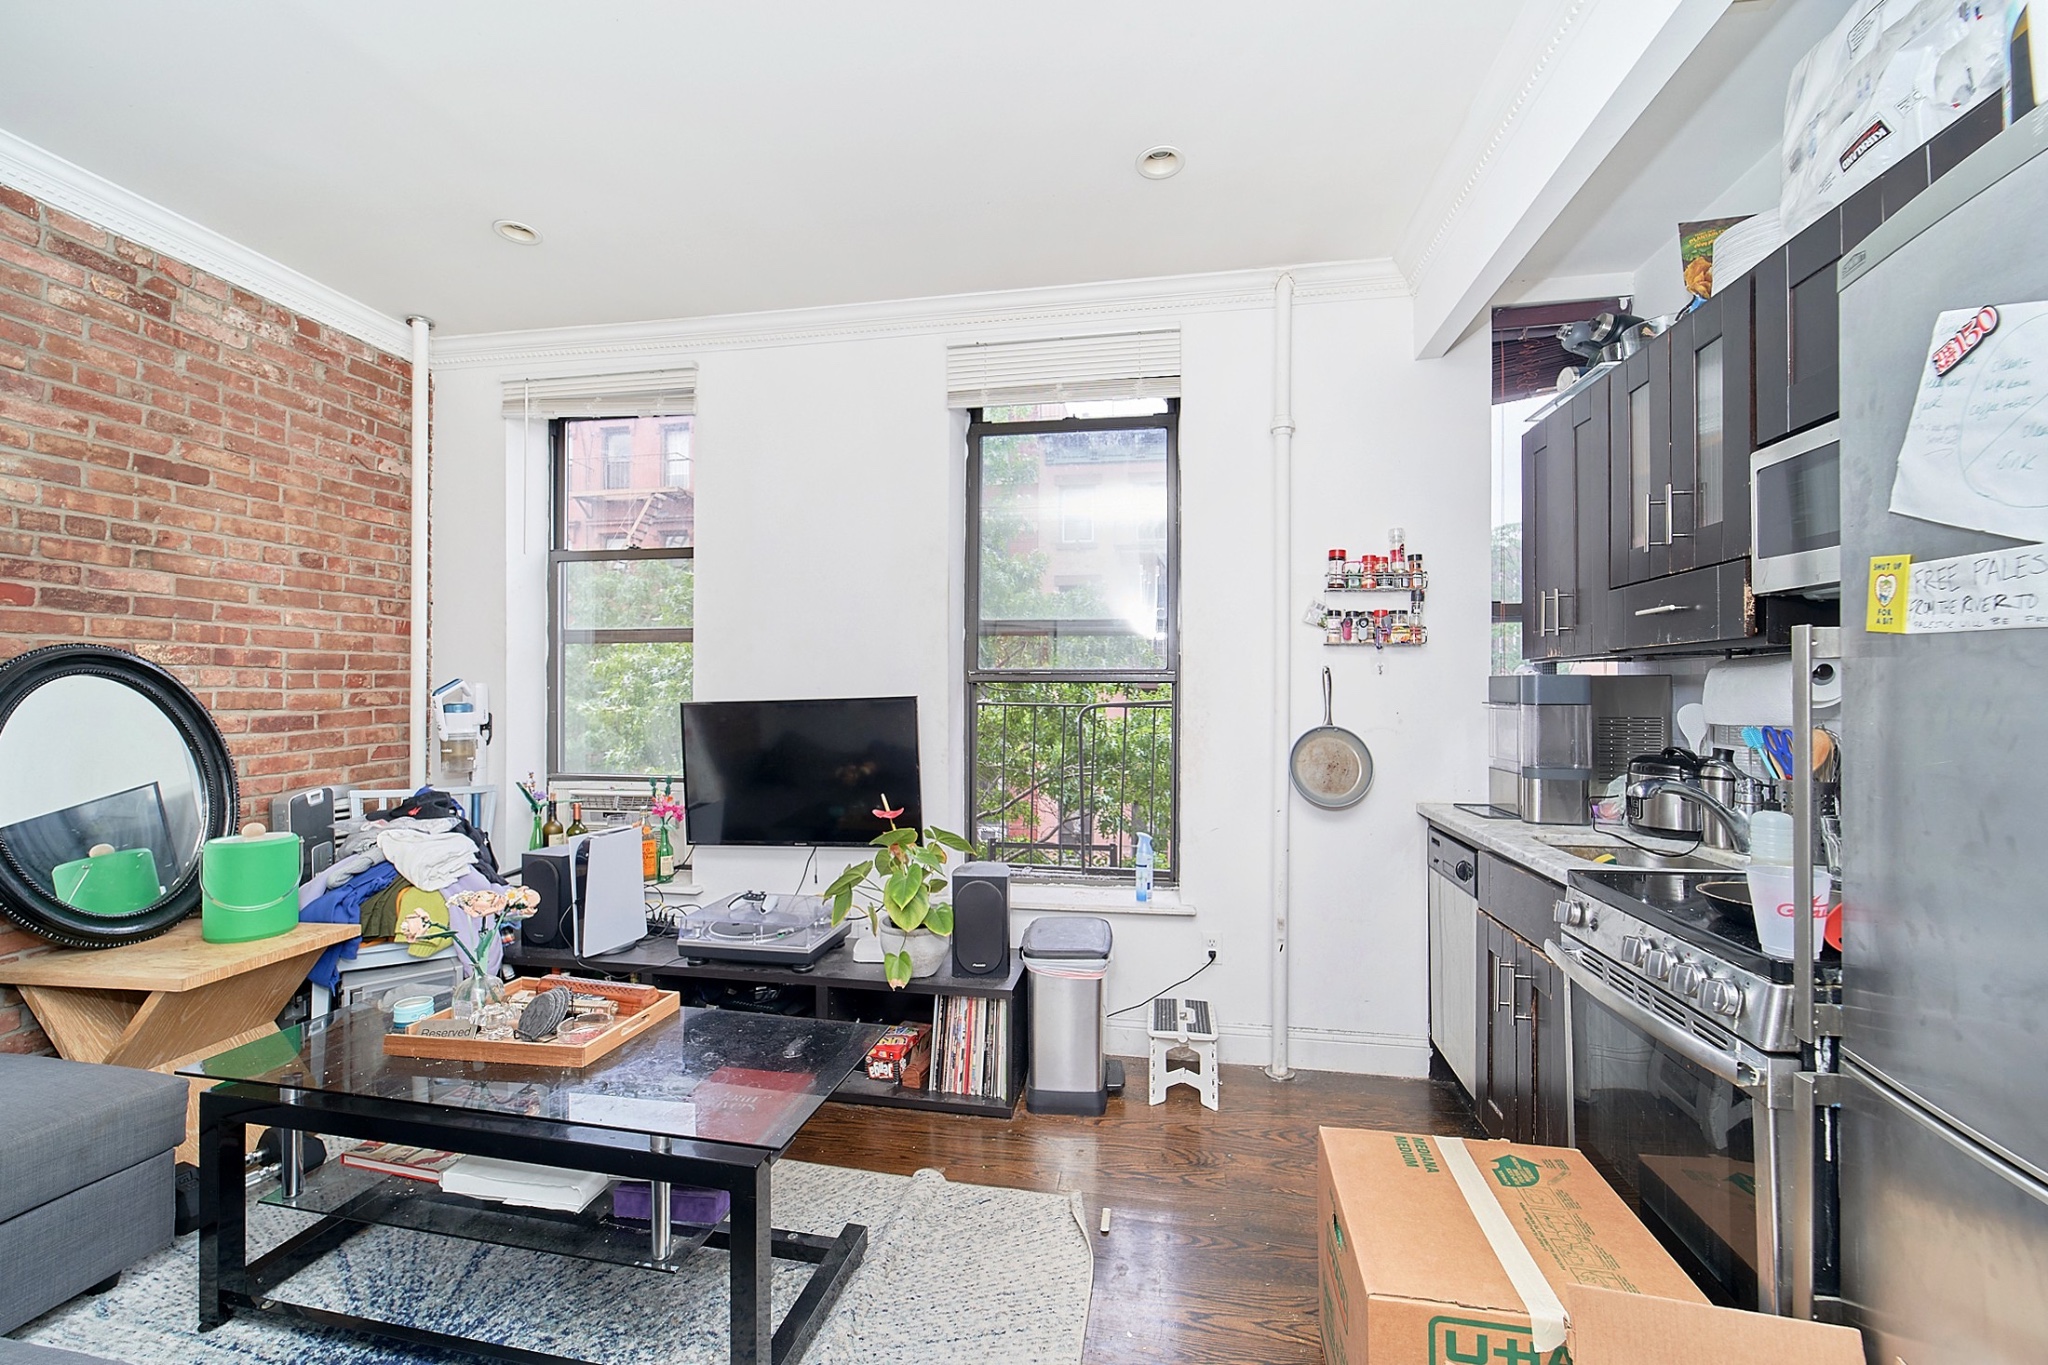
left=0, top=127, right=413, bottom=357
left=432, top=258, right=1411, bottom=374
left=1397, top=0, right=1596, bottom=291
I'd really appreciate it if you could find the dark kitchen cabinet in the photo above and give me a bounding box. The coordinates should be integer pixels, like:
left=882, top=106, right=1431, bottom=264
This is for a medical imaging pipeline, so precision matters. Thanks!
left=1522, top=410, right=1579, bottom=659
left=1474, top=908, right=1566, bottom=1146
left=1667, top=279, right=1753, bottom=569
left=1522, top=380, right=1611, bottom=659
left=1476, top=911, right=1529, bottom=1141
left=1531, top=943, right=1567, bottom=1148
left=1756, top=207, right=1840, bottom=446
left=1608, top=343, right=1669, bottom=590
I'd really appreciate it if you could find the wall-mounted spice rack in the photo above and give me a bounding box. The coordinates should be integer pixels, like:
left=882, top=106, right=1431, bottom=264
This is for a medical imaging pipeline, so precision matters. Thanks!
left=1316, top=538, right=1428, bottom=647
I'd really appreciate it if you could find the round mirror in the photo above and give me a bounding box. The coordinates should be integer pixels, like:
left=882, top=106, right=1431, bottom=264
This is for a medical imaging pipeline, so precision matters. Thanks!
left=0, top=645, right=238, bottom=947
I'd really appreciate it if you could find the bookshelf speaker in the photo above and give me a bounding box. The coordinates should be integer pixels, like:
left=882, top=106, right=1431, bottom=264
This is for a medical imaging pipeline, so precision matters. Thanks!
left=520, top=846, right=576, bottom=950
left=951, top=862, right=1010, bottom=976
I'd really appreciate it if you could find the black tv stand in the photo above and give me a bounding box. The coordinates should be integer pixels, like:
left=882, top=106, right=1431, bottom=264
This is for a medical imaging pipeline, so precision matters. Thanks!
left=507, top=935, right=1027, bottom=1118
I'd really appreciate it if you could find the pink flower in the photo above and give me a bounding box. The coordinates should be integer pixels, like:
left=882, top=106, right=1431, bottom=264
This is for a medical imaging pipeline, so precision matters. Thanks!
left=872, top=795, right=904, bottom=821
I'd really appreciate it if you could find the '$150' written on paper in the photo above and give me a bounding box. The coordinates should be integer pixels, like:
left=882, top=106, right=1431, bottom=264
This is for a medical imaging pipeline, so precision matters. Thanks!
left=1890, top=301, right=2048, bottom=542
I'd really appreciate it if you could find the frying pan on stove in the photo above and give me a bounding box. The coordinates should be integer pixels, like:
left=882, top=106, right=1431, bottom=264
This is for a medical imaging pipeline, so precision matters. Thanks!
left=1290, top=668, right=1373, bottom=809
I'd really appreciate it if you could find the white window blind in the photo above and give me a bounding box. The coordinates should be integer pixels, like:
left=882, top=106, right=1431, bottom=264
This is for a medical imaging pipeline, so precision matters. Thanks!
left=501, top=368, right=697, bottom=419
left=946, top=330, right=1179, bottom=409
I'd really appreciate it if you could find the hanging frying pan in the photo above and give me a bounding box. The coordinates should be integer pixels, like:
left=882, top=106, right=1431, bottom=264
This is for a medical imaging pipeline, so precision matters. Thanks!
left=1291, top=667, right=1374, bottom=809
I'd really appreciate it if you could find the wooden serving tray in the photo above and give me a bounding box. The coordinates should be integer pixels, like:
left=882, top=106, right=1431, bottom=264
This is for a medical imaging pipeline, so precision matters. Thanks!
left=382, top=975, right=679, bottom=1067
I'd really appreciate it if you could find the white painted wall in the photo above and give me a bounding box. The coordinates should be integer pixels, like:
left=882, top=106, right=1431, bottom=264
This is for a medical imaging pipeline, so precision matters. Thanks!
left=429, top=266, right=1490, bottom=1076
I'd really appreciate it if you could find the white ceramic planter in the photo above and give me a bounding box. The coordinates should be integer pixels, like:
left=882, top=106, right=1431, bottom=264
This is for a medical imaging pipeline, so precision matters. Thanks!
left=850, top=923, right=950, bottom=978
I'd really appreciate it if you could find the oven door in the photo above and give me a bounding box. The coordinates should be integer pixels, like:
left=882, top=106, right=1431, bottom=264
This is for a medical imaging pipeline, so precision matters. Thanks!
left=1549, top=939, right=1795, bottom=1313
left=1751, top=421, right=1841, bottom=596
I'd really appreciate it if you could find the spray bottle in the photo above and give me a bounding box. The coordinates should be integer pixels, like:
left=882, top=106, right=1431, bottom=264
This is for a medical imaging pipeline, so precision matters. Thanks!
left=1134, top=832, right=1154, bottom=904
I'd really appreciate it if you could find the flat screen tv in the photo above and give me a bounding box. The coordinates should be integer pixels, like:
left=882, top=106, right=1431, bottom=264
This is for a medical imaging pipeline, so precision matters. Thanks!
left=680, top=696, right=922, bottom=848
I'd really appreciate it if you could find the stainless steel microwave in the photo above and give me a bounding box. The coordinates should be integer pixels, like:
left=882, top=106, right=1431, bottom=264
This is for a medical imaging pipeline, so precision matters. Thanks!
left=1751, top=420, right=1840, bottom=596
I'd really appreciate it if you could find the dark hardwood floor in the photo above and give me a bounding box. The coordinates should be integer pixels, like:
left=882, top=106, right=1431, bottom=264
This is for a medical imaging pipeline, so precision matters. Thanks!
left=787, top=1057, right=1483, bottom=1364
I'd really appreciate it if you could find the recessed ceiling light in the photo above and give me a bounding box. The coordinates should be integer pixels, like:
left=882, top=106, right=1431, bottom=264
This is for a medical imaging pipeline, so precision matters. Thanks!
left=493, top=219, right=542, bottom=244
left=1136, top=146, right=1184, bottom=180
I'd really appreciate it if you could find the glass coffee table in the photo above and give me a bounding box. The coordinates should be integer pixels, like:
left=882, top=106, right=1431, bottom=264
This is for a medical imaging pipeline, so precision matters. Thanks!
left=182, top=998, right=883, bottom=1365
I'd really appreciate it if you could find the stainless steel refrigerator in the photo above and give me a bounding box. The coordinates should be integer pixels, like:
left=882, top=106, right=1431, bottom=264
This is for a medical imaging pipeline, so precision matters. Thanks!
left=1834, top=108, right=2048, bottom=1362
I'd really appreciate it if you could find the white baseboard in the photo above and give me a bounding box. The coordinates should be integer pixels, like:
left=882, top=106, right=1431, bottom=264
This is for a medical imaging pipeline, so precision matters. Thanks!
left=1105, top=1020, right=1431, bottom=1079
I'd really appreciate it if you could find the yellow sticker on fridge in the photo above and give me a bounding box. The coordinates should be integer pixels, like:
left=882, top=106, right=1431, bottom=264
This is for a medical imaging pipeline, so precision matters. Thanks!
left=1867, top=554, right=1911, bottom=633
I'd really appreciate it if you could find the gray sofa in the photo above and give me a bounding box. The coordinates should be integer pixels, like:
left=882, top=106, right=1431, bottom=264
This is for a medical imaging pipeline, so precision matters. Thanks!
left=0, top=1053, right=185, bottom=1339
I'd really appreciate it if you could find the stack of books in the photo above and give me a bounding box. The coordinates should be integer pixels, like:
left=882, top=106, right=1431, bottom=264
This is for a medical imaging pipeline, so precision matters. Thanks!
left=928, top=994, right=1009, bottom=1101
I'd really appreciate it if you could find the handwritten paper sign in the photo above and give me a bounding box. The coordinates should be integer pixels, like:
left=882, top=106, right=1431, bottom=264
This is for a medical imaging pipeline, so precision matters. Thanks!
left=1865, top=545, right=2048, bottom=635
left=1890, top=301, right=2048, bottom=541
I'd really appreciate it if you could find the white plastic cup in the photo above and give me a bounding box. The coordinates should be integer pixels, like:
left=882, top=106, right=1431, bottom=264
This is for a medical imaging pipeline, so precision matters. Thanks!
left=1748, top=810, right=1796, bottom=866
left=1746, top=864, right=1833, bottom=960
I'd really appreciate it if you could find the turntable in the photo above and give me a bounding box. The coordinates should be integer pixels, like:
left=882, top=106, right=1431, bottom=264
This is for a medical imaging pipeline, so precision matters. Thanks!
left=675, top=890, right=850, bottom=966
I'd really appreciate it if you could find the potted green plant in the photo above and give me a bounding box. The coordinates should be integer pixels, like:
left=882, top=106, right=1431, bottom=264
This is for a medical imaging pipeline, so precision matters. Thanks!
left=823, top=796, right=977, bottom=988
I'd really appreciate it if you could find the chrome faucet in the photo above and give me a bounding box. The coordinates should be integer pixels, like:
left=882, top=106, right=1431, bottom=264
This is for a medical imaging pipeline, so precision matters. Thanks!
left=1626, top=778, right=1753, bottom=854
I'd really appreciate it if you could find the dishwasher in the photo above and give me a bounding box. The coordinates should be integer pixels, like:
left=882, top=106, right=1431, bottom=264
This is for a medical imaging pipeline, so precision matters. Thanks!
left=1426, top=827, right=1479, bottom=1097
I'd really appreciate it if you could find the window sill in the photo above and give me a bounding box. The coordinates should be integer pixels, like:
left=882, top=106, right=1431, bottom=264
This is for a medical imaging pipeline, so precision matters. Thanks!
left=1007, top=883, right=1195, bottom=918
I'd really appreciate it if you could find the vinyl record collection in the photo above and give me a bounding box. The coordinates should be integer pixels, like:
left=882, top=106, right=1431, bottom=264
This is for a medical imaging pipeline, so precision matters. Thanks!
left=928, top=994, right=1011, bottom=1101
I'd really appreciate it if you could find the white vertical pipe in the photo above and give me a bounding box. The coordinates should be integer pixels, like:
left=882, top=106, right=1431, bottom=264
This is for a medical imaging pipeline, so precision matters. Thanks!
left=1268, top=273, right=1296, bottom=1082
left=408, top=316, right=432, bottom=791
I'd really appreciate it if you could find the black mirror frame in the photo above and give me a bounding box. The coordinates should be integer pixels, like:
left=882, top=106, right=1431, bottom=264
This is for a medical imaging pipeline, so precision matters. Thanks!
left=0, top=643, right=239, bottom=948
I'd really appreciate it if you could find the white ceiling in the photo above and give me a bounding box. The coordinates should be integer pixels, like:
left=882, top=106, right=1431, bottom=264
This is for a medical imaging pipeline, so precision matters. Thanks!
left=0, top=1, right=1525, bottom=335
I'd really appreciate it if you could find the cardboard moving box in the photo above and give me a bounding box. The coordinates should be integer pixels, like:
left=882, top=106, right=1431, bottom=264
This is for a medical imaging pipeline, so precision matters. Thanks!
left=1316, top=1127, right=1863, bottom=1365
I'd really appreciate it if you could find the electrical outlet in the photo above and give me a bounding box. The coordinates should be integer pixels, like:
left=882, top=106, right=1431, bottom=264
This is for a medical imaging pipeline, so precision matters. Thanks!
left=1202, top=933, right=1220, bottom=958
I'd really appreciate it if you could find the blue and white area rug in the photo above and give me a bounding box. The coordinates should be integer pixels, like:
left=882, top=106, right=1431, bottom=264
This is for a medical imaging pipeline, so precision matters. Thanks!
left=10, top=1161, right=1091, bottom=1364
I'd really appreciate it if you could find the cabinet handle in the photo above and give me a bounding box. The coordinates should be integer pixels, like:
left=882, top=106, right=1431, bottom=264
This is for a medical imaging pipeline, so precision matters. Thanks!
left=1496, top=960, right=1515, bottom=1010
left=1634, top=603, right=1695, bottom=617
left=1555, top=591, right=1574, bottom=633
left=1664, top=482, right=1692, bottom=543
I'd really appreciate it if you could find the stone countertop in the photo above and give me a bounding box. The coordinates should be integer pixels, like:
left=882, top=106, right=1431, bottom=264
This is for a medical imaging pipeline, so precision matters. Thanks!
left=1415, top=802, right=1746, bottom=885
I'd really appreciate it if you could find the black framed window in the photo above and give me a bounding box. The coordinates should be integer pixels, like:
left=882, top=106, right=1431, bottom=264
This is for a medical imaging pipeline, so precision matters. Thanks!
left=550, top=415, right=695, bottom=778
left=967, top=399, right=1178, bottom=882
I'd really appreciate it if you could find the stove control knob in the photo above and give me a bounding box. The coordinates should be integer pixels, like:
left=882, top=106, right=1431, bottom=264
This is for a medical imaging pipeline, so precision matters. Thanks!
left=1671, top=963, right=1707, bottom=997
left=1699, top=979, right=1743, bottom=1019
left=1621, top=935, right=1650, bottom=968
left=1645, top=949, right=1675, bottom=982
left=1553, top=899, right=1593, bottom=928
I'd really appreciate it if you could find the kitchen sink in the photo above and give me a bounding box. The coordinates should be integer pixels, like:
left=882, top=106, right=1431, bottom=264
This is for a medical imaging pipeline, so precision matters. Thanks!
left=1545, top=843, right=1726, bottom=872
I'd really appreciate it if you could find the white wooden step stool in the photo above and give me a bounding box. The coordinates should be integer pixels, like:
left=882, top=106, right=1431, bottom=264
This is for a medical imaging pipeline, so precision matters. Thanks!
left=1148, top=996, right=1219, bottom=1109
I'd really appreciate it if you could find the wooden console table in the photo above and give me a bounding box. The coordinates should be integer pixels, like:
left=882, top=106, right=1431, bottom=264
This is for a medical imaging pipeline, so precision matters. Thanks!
left=0, top=918, right=359, bottom=1161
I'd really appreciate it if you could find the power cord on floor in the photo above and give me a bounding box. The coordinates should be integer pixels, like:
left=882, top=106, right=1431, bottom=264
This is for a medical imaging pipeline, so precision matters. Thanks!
left=1106, top=949, right=1218, bottom=1019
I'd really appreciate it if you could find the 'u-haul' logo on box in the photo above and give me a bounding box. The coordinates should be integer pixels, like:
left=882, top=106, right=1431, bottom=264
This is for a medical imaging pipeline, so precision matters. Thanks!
left=1429, top=1315, right=1568, bottom=1365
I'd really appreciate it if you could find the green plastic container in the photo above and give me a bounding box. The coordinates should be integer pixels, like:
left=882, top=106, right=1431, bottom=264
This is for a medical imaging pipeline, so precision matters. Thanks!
left=201, top=830, right=302, bottom=944
left=51, top=847, right=163, bottom=915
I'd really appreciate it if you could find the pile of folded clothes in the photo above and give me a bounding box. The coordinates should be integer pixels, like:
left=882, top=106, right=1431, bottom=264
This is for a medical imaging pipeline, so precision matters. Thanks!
left=299, top=788, right=509, bottom=991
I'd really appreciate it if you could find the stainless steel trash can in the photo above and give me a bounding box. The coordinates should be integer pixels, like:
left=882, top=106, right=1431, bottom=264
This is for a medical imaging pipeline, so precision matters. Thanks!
left=1020, top=915, right=1113, bottom=1115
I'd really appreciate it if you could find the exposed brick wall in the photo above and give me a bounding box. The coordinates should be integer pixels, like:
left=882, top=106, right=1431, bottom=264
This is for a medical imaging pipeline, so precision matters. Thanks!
left=0, top=181, right=414, bottom=1052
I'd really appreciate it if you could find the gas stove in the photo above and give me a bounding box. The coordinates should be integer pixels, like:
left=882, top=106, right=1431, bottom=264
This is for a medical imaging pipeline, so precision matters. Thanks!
left=1555, top=868, right=1838, bottom=1056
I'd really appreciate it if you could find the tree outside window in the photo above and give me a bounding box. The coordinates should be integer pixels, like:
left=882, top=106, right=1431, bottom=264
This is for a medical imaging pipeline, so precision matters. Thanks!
left=968, top=400, right=1178, bottom=881
left=552, top=416, right=696, bottom=776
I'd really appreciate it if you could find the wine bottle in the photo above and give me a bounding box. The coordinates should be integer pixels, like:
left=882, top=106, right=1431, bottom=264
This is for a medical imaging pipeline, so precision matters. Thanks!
left=542, top=801, right=565, bottom=847
left=566, top=802, right=588, bottom=838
